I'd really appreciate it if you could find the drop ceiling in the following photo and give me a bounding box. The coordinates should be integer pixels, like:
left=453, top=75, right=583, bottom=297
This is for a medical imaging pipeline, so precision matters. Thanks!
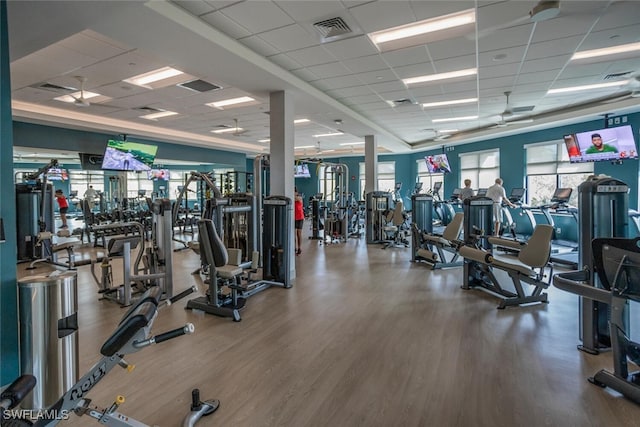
left=7, top=1, right=640, bottom=159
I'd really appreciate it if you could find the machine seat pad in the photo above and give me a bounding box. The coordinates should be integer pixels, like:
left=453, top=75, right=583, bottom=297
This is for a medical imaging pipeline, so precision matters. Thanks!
left=101, top=302, right=156, bottom=356
left=491, top=258, right=537, bottom=278
left=488, top=237, right=526, bottom=250
left=217, top=265, right=243, bottom=279
left=423, top=235, right=449, bottom=245
left=384, top=225, right=398, bottom=232
left=52, top=240, right=80, bottom=252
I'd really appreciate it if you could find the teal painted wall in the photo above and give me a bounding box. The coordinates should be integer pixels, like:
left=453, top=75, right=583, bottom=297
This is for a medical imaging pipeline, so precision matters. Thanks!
left=1, top=0, right=19, bottom=385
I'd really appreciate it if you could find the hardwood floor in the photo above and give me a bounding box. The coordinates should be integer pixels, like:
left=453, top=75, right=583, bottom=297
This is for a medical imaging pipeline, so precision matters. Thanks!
left=17, top=226, right=640, bottom=427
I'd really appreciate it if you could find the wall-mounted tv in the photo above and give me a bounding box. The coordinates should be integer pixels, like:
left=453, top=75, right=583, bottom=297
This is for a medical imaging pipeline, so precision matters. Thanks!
left=565, top=125, right=637, bottom=163
left=101, top=139, right=158, bottom=171
left=147, top=169, right=171, bottom=180
left=294, top=164, right=311, bottom=178
left=425, top=154, right=452, bottom=174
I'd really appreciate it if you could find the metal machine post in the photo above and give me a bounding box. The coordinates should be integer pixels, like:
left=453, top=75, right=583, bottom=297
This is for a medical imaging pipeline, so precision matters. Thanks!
left=262, top=196, right=292, bottom=287
left=411, top=194, right=433, bottom=261
left=365, top=191, right=392, bottom=244
left=577, top=175, right=629, bottom=354
left=152, top=198, right=173, bottom=299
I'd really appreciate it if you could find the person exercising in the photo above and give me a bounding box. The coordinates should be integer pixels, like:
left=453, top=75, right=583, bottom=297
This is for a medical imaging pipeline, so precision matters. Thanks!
left=294, top=187, right=304, bottom=255
left=460, top=179, right=474, bottom=201
left=486, top=178, right=515, bottom=236
left=586, top=133, right=618, bottom=154
left=55, top=189, right=69, bottom=229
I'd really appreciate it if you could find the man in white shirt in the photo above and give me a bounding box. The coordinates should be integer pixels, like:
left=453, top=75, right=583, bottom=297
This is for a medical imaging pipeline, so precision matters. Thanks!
left=485, top=178, right=516, bottom=236
left=84, top=185, right=98, bottom=200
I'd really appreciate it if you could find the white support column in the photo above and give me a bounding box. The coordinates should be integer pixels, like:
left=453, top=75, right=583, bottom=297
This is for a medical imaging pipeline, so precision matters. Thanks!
left=269, top=90, right=295, bottom=280
left=364, top=134, right=378, bottom=195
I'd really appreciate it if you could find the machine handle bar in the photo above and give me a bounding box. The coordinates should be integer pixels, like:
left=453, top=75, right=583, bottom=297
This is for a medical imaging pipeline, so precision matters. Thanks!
left=166, top=286, right=196, bottom=306
left=0, top=374, right=36, bottom=410
left=552, top=272, right=612, bottom=305
left=133, top=324, right=195, bottom=349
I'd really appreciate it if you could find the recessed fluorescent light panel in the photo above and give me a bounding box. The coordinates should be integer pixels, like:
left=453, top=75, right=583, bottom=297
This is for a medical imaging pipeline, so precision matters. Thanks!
left=294, top=119, right=310, bottom=124
left=312, top=132, right=344, bottom=137
left=339, top=142, right=365, bottom=146
left=212, top=127, right=243, bottom=134
left=438, top=129, right=459, bottom=133
left=572, top=42, right=640, bottom=61
left=206, top=96, right=256, bottom=110
left=547, top=80, right=628, bottom=94
left=54, top=91, right=102, bottom=103
left=123, top=66, right=185, bottom=89
left=258, top=139, right=270, bottom=143
left=369, top=9, right=475, bottom=52
left=140, top=110, right=179, bottom=120
left=422, top=97, right=478, bottom=108
left=295, top=145, right=315, bottom=149
left=432, top=115, right=478, bottom=123
left=403, top=68, right=477, bottom=86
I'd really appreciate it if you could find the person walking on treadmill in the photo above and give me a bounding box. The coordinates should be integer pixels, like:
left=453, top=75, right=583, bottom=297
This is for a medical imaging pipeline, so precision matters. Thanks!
left=460, top=179, right=475, bottom=201
left=486, top=178, right=516, bottom=236
left=294, top=187, right=304, bottom=255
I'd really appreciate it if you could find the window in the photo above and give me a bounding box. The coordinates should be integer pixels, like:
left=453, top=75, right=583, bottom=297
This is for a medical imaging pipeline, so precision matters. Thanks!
left=358, top=161, right=395, bottom=197
left=459, top=149, right=500, bottom=191
left=69, top=170, right=105, bottom=196
left=126, top=171, right=154, bottom=198
left=526, top=142, right=593, bottom=206
left=168, top=170, right=190, bottom=199
left=416, top=159, right=444, bottom=196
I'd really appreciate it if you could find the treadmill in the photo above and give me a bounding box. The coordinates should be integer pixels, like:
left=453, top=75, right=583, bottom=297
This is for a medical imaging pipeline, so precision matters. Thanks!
left=546, top=188, right=579, bottom=269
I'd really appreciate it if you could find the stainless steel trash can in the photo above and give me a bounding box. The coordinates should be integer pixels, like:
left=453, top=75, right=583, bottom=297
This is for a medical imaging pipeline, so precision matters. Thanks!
left=18, top=271, right=79, bottom=410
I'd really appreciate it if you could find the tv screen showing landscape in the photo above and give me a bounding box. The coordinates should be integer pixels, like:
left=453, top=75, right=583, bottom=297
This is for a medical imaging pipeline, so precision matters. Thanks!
left=567, top=125, right=637, bottom=163
left=147, top=169, right=171, bottom=180
left=425, top=154, right=452, bottom=174
left=45, top=168, right=68, bottom=181
left=294, top=164, right=311, bottom=178
left=101, top=139, right=158, bottom=171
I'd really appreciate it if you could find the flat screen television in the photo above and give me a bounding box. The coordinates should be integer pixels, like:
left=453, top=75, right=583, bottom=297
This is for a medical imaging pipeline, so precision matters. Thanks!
left=45, top=168, right=68, bottom=181
left=425, top=154, right=452, bottom=174
left=294, top=164, right=311, bottom=178
left=101, top=139, right=158, bottom=171
left=147, top=169, right=171, bottom=180
left=565, top=125, right=638, bottom=163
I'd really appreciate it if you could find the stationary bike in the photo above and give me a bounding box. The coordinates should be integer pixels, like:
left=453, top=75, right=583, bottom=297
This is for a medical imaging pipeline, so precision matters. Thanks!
left=1, top=287, right=218, bottom=427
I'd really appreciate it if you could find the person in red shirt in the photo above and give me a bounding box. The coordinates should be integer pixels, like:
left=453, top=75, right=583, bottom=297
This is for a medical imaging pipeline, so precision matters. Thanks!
left=55, top=189, right=69, bottom=229
left=294, top=187, right=304, bottom=255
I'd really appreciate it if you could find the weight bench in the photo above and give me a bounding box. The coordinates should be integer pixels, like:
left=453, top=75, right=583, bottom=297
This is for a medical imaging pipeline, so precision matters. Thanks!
left=460, top=224, right=554, bottom=308
left=186, top=219, right=246, bottom=322
left=413, top=212, right=464, bottom=268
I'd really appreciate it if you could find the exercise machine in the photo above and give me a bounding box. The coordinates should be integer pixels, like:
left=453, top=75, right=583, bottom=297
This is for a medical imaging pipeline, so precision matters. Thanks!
left=554, top=237, right=640, bottom=404
left=5, top=287, right=218, bottom=427
left=365, top=191, right=392, bottom=244
left=460, top=196, right=554, bottom=308
left=412, top=212, right=464, bottom=269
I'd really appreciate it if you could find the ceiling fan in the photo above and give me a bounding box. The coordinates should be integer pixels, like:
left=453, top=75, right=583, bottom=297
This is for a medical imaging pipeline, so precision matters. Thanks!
left=231, top=118, right=247, bottom=136
left=69, top=76, right=91, bottom=107
left=491, top=91, right=534, bottom=128
left=473, top=1, right=561, bottom=40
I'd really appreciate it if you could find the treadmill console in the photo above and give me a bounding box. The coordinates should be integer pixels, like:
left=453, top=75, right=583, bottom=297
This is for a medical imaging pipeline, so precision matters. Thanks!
left=550, top=188, right=572, bottom=204
left=477, top=188, right=488, bottom=197
left=508, top=188, right=525, bottom=203
left=451, top=188, right=462, bottom=200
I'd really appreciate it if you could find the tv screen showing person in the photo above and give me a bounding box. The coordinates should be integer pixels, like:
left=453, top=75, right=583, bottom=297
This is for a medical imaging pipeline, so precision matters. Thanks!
left=573, top=125, right=637, bottom=162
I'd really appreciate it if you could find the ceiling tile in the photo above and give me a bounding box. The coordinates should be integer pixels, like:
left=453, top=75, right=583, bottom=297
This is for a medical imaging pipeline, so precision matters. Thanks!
left=592, top=1, right=640, bottom=32
left=477, top=25, right=534, bottom=52
left=580, top=24, right=640, bottom=51
left=348, top=1, right=416, bottom=33
left=325, top=85, right=375, bottom=99
left=238, top=35, right=280, bottom=56
left=321, top=35, right=379, bottom=61
left=287, top=46, right=337, bottom=67
left=203, top=1, right=243, bottom=11
left=427, top=36, right=477, bottom=61
left=520, top=55, right=572, bottom=74
left=219, top=1, right=295, bottom=34
left=410, top=1, right=475, bottom=21
left=342, top=94, right=384, bottom=106
left=367, top=80, right=407, bottom=93
left=311, top=74, right=366, bottom=90
left=274, top=0, right=346, bottom=22
left=200, top=11, right=252, bottom=39
left=267, top=53, right=303, bottom=71
left=527, top=35, right=583, bottom=61
left=291, top=68, right=320, bottom=82
left=306, top=62, right=353, bottom=79
left=354, top=69, right=398, bottom=85
left=172, top=0, right=216, bottom=17
left=557, top=62, right=610, bottom=80
left=478, top=45, right=527, bottom=67
left=341, top=54, right=389, bottom=73
left=259, top=24, right=319, bottom=52
left=58, top=30, right=129, bottom=60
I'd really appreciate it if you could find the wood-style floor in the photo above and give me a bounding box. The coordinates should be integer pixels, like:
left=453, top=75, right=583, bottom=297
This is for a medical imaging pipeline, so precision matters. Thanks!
left=17, top=224, right=640, bottom=427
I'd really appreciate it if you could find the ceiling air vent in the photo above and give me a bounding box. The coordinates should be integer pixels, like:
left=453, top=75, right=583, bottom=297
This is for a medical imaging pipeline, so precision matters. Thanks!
left=604, top=71, right=633, bottom=80
left=135, top=106, right=162, bottom=112
left=37, top=82, right=75, bottom=92
left=512, top=105, right=535, bottom=113
left=313, top=17, right=353, bottom=41
left=177, top=79, right=222, bottom=93
left=386, top=98, right=418, bottom=108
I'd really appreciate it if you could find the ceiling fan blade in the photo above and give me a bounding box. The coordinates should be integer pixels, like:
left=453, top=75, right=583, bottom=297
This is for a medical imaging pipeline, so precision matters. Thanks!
left=472, top=15, right=531, bottom=40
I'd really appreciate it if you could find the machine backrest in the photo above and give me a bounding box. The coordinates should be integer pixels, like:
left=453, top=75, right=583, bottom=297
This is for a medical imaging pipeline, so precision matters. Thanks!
left=443, top=212, right=464, bottom=242
left=101, top=301, right=156, bottom=356
left=593, top=237, right=640, bottom=296
left=119, top=286, right=162, bottom=325
left=107, top=235, right=141, bottom=256
left=392, top=201, right=405, bottom=226
left=518, top=224, right=553, bottom=268
left=198, top=219, right=228, bottom=268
